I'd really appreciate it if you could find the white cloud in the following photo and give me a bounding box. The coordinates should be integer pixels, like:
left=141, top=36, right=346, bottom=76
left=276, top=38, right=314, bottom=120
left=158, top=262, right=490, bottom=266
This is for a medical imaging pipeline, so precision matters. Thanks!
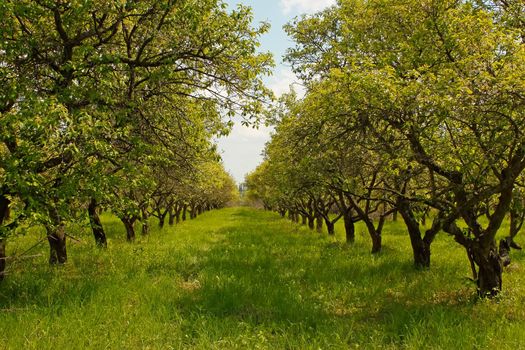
left=268, top=67, right=305, bottom=98
left=234, top=124, right=273, bottom=141
left=215, top=118, right=274, bottom=183
left=280, top=0, right=336, bottom=14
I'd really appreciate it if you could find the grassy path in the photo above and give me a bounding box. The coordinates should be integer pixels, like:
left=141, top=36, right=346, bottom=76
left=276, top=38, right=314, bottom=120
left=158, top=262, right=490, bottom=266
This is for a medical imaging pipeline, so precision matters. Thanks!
left=1, top=207, right=525, bottom=349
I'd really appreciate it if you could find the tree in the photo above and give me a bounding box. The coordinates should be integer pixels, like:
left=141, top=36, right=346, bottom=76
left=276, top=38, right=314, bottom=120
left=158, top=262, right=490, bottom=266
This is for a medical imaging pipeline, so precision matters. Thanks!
left=284, top=0, right=525, bottom=295
left=0, top=0, right=272, bottom=276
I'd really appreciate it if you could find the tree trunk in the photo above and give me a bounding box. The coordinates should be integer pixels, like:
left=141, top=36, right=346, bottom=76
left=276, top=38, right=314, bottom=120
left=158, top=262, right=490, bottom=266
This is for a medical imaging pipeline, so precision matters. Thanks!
left=444, top=220, right=504, bottom=297
left=371, top=233, right=382, bottom=254
left=347, top=195, right=384, bottom=253
left=88, top=199, right=107, bottom=248
left=499, top=238, right=511, bottom=267
left=46, top=205, right=67, bottom=265
left=182, top=205, right=187, bottom=221
left=176, top=208, right=181, bottom=224
left=0, top=239, right=5, bottom=282
left=316, top=215, right=323, bottom=233
left=0, top=194, right=10, bottom=280
left=398, top=202, right=431, bottom=268
left=507, top=206, right=523, bottom=249
left=360, top=216, right=383, bottom=254
left=142, top=220, right=149, bottom=235
left=121, top=217, right=136, bottom=242
left=307, top=216, right=315, bottom=230
left=140, top=207, right=149, bottom=235
left=412, top=239, right=431, bottom=268
left=326, top=220, right=335, bottom=235
left=46, top=224, right=67, bottom=265
left=343, top=213, right=355, bottom=244
left=168, top=205, right=176, bottom=226
left=473, top=244, right=503, bottom=297
left=301, top=215, right=307, bottom=225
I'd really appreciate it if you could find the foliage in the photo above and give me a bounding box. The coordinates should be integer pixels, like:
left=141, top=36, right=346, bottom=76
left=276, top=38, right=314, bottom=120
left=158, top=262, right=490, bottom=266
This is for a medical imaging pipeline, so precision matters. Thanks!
left=0, top=0, right=271, bottom=268
left=254, top=0, right=525, bottom=295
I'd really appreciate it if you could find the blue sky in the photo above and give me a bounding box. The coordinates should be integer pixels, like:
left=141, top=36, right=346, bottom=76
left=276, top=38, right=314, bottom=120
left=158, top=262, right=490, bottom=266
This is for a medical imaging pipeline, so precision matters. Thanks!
left=216, top=0, right=336, bottom=183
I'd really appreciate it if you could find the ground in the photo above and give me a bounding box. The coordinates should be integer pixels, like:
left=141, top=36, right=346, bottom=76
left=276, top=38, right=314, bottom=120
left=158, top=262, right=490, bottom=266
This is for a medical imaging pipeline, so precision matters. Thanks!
left=1, top=207, right=525, bottom=349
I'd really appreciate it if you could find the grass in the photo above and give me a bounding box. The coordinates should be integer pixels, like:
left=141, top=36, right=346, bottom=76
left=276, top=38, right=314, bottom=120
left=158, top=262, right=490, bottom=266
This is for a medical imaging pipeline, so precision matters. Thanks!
left=1, top=207, right=525, bottom=349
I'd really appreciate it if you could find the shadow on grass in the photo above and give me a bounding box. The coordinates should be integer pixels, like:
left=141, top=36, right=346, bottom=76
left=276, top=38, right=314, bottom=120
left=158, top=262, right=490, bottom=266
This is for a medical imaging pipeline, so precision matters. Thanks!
left=170, top=220, right=477, bottom=339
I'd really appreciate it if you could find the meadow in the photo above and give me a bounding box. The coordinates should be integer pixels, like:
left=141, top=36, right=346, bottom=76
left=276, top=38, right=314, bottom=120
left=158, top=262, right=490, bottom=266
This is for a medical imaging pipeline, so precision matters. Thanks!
left=1, top=207, right=525, bottom=349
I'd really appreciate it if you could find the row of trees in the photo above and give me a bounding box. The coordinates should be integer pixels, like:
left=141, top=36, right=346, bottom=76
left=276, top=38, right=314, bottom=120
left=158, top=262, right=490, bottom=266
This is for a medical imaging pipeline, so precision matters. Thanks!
left=0, top=1, right=271, bottom=279
left=247, top=0, right=525, bottom=296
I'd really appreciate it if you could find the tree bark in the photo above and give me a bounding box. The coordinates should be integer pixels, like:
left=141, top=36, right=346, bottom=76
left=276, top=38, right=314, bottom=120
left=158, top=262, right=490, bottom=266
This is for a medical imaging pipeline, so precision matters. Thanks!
left=288, top=211, right=294, bottom=223
left=46, top=205, right=67, bottom=265
left=371, top=233, right=382, bottom=254
left=182, top=205, right=187, bottom=221
left=176, top=208, right=181, bottom=224
left=363, top=217, right=383, bottom=254
left=142, top=220, right=149, bottom=235
left=316, top=215, right=323, bottom=233
left=46, top=223, right=67, bottom=265
left=301, top=215, right=307, bottom=225
left=0, top=239, right=5, bottom=282
left=307, top=216, right=315, bottom=230
left=121, top=217, right=136, bottom=242
left=343, top=213, right=355, bottom=244
left=499, top=238, right=511, bottom=267
left=0, top=194, right=10, bottom=280
left=325, top=220, right=335, bottom=235
left=347, top=196, right=384, bottom=253
left=473, top=244, right=503, bottom=297
left=88, top=199, right=107, bottom=248
left=412, top=239, right=431, bottom=268
left=445, top=221, right=505, bottom=297
left=398, top=201, right=431, bottom=268
left=168, top=205, right=177, bottom=225
left=141, top=209, right=149, bottom=236
left=507, top=205, right=523, bottom=249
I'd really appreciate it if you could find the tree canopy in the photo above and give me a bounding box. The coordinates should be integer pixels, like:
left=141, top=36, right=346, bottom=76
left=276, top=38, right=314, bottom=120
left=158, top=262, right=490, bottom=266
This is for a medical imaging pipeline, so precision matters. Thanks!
left=0, top=0, right=270, bottom=277
left=248, top=0, right=525, bottom=296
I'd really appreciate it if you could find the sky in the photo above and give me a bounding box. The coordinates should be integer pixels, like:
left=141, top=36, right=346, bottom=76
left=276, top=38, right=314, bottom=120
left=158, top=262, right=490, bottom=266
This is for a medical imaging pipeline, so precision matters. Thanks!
left=216, top=0, right=336, bottom=183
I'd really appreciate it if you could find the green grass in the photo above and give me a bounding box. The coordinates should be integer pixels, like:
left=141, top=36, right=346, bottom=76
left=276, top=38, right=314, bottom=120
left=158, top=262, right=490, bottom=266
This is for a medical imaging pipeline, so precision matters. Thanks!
left=1, top=207, right=525, bottom=349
